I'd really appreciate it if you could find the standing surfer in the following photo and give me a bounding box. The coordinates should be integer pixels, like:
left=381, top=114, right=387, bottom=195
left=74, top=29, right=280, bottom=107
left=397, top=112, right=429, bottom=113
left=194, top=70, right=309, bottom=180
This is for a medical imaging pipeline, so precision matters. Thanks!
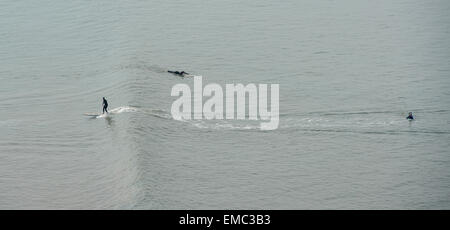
left=102, top=97, right=108, bottom=114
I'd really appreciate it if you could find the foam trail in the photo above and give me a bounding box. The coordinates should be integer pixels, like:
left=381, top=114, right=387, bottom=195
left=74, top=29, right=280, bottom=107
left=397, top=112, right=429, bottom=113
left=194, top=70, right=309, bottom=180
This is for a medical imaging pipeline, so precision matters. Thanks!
left=83, top=106, right=139, bottom=119
left=109, top=106, right=139, bottom=114
left=96, top=113, right=109, bottom=119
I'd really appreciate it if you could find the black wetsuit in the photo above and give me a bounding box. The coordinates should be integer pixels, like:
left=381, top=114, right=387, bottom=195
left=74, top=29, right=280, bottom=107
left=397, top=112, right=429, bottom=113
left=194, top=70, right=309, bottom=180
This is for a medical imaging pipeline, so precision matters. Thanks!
left=103, top=98, right=108, bottom=114
left=168, top=70, right=188, bottom=76
left=406, top=113, right=414, bottom=120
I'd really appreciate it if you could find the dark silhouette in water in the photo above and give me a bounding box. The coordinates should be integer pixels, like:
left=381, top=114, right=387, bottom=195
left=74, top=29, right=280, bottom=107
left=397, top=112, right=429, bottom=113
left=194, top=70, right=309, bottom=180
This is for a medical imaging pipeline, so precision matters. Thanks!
left=102, top=97, right=108, bottom=114
left=168, top=70, right=189, bottom=76
left=406, top=112, right=414, bottom=120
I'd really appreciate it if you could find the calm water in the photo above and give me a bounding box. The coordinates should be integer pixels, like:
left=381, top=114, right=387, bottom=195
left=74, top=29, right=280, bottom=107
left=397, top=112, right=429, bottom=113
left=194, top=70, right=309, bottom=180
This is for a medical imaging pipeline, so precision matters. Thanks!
left=0, top=0, right=449, bottom=209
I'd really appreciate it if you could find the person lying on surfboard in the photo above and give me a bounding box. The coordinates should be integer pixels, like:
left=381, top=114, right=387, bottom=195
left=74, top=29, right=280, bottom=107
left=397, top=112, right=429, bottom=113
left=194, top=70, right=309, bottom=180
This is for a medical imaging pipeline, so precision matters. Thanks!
left=102, top=97, right=108, bottom=114
left=168, top=70, right=189, bottom=76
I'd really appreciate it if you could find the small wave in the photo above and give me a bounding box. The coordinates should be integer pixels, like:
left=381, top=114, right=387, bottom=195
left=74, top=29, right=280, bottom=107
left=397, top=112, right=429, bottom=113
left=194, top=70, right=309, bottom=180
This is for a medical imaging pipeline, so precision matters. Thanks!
left=118, top=63, right=168, bottom=74
left=109, top=106, right=139, bottom=114
left=84, top=106, right=139, bottom=119
left=288, top=128, right=450, bottom=135
left=287, top=109, right=449, bottom=117
left=85, top=106, right=176, bottom=121
left=179, top=119, right=260, bottom=131
left=184, top=74, right=201, bottom=78
left=135, top=108, right=172, bottom=119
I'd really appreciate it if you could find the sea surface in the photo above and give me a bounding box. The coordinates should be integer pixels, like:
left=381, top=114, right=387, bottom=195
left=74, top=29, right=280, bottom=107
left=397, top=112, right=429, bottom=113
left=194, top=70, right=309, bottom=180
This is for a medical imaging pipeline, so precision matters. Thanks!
left=0, top=0, right=449, bottom=209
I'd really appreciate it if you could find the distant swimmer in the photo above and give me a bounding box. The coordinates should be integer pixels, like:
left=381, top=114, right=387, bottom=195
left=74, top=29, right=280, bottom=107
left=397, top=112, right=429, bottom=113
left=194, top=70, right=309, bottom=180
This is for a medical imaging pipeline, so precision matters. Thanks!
left=102, top=97, right=108, bottom=114
left=168, top=70, right=189, bottom=76
left=406, top=112, right=414, bottom=120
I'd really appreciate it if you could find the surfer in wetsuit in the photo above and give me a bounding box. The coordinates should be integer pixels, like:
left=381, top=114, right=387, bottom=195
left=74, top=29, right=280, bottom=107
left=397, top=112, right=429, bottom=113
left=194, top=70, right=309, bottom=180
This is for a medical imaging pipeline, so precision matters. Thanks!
left=406, top=112, right=414, bottom=120
left=168, top=70, right=189, bottom=76
left=102, top=97, right=108, bottom=114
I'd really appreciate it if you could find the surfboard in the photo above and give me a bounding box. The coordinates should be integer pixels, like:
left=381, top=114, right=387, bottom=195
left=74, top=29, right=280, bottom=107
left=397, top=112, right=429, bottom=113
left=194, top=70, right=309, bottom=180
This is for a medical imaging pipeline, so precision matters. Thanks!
left=84, top=113, right=109, bottom=118
left=84, top=113, right=100, bottom=117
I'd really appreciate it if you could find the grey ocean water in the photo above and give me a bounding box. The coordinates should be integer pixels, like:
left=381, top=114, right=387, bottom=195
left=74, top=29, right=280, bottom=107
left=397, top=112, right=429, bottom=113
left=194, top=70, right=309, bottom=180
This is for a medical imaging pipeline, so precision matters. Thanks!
left=0, top=0, right=449, bottom=209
